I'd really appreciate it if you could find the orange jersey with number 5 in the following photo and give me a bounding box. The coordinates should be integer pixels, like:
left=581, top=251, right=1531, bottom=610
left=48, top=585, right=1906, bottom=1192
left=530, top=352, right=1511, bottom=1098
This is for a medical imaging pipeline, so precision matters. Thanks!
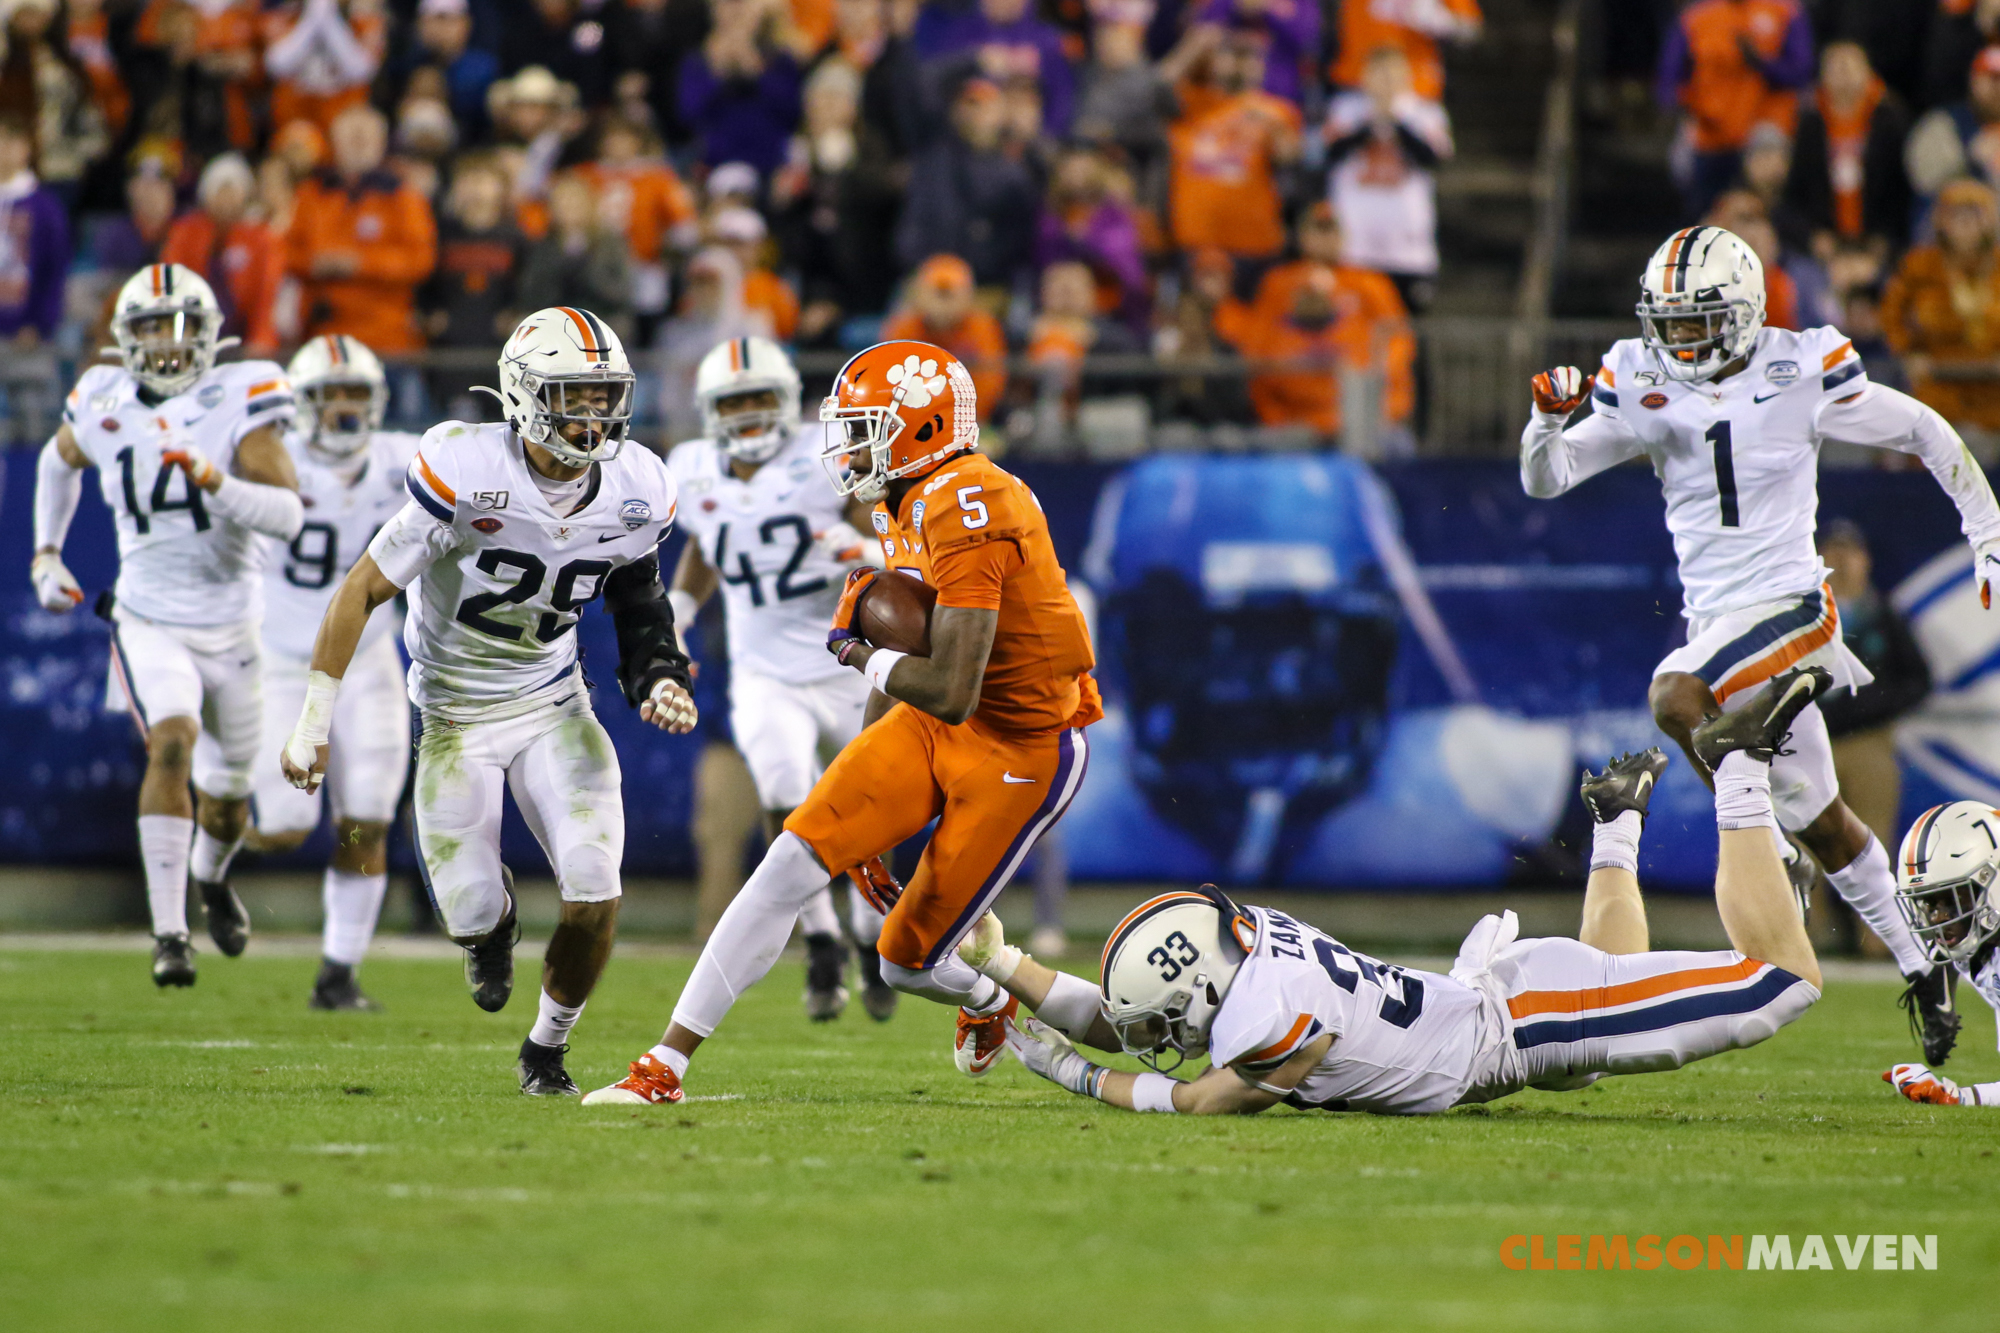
left=873, top=452, right=1101, bottom=736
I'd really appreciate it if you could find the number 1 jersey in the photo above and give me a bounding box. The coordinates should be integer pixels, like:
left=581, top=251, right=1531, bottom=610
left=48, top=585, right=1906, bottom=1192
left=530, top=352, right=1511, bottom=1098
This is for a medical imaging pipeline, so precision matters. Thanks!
left=368, top=421, right=680, bottom=722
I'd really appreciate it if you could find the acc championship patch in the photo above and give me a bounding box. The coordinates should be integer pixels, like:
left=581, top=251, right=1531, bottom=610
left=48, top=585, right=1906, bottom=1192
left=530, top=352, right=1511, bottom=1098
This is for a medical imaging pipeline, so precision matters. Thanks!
left=1764, top=360, right=1799, bottom=385
left=471, top=517, right=504, bottom=534
left=620, top=498, right=651, bottom=530
left=197, top=384, right=226, bottom=408
left=911, top=500, right=926, bottom=531
left=1641, top=392, right=1669, bottom=410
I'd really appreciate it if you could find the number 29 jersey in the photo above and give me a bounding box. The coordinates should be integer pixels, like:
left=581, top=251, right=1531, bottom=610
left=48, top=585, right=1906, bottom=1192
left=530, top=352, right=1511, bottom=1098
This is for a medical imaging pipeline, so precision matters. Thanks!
left=1207, top=907, right=1489, bottom=1114
left=261, top=431, right=422, bottom=662
left=667, top=428, right=854, bottom=684
left=367, top=421, right=680, bottom=723
left=64, top=360, right=295, bottom=627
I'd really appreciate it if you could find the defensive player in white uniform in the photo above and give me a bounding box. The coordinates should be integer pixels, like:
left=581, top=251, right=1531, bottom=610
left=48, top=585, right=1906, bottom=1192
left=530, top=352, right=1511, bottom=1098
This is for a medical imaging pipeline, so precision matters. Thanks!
left=1883, top=801, right=2000, bottom=1108
left=250, top=335, right=420, bottom=1011
left=667, top=336, right=893, bottom=1023
left=29, top=263, right=303, bottom=987
left=1522, top=225, right=2000, bottom=1064
left=279, top=307, right=699, bottom=1095
left=976, top=670, right=1832, bottom=1116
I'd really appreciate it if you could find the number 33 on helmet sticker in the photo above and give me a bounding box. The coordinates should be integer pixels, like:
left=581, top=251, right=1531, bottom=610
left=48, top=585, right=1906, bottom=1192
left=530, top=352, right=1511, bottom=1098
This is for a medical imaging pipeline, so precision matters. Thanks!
left=957, top=486, right=988, bottom=529
left=1148, top=929, right=1200, bottom=982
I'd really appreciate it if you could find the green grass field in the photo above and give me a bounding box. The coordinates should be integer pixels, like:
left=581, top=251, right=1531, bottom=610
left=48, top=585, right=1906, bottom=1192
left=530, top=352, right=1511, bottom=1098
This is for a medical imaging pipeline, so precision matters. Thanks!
left=1, top=940, right=1994, bottom=1333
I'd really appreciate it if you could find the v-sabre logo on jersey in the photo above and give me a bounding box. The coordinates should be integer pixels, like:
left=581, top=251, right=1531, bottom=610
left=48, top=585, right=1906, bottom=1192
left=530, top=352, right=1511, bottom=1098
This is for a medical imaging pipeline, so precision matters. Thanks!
left=1501, top=1233, right=1937, bottom=1272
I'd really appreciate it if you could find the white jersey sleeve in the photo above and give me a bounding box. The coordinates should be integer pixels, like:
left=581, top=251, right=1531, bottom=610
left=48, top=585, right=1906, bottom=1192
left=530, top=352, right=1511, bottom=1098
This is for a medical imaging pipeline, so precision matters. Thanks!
left=1813, top=376, right=2000, bottom=558
left=1519, top=344, right=1646, bottom=499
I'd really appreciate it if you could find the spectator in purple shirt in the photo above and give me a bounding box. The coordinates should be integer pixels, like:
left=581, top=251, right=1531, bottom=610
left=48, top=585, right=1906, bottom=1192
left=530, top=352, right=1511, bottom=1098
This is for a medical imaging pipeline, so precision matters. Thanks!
left=1191, top=0, right=1317, bottom=105
left=0, top=114, right=70, bottom=345
left=915, top=0, right=1076, bottom=136
left=677, top=0, right=804, bottom=175
left=1035, top=141, right=1148, bottom=333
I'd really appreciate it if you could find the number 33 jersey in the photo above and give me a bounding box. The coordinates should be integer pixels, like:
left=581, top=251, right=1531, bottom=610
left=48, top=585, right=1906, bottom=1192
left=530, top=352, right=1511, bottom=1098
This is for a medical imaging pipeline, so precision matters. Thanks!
left=367, top=421, right=680, bottom=722
left=260, top=431, right=422, bottom=663
left=64, top=360, right=295, bottom=627
left=667, top=428, right=855, bottom=684
left=1208, top=907, right=1490, bottom=1115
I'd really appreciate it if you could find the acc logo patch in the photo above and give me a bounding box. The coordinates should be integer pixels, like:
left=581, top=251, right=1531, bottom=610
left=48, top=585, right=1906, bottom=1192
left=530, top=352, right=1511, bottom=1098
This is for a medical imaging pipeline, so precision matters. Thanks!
left=197, top=384, right=226, bottom=408
left=471, top=517, right=504, bottom=534
left=911, top=500, right=926, bottom=531
left=1764, top=360, right=1799, bottom=384
left=100, top=417, right=120, bottom=432
left=1641, top=392, right=1669, bottom=410
left=620, top=498, right=651, bottom=530
left=871, top=510, right=891, bottom=534
left=471, top=489, right=509, bottom=511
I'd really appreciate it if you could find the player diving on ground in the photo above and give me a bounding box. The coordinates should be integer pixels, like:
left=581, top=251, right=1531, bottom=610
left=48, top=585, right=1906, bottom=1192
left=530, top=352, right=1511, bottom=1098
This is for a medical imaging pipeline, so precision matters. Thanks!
left=969, top=670, right=1830, bottom=1116
left=1523, top=224, right=2000, bottom=1066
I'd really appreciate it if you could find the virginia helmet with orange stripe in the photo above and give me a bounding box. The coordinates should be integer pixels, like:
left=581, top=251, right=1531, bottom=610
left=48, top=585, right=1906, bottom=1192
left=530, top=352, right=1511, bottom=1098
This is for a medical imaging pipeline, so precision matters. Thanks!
left=109, top=263, right=227, bottom=398
left=695, top=334, right=801, bottom=464
left=287, top=334, right=387, bottom=463
left=1099, top=885, right=1257, bottom=1072
left=484, top=306, right=635, bottom=467
left=1895, top=801, right=2000, bottom=968
left=1636, top=226, right=1765, bottom=384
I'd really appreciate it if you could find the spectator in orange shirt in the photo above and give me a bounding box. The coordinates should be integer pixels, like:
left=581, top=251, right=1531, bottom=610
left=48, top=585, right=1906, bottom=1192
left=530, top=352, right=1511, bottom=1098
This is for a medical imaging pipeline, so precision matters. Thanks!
left=66, top=0, right=130, bottom=141
left=1882, top=178, right=2000, bottom=437
left=579, top=115, right=699, bottom=331
left=1328, top=0, right=1482, bottom=101
left=1167, top=24, right=1302, bottom=262
left=264, top=0, right=385, bottom=138
left=709, top=204, right=799, bottom=342
left=880, top=254, right=1008, bottom=420
left=131, top=0, right=265, bottom=158
left=1228, top=262, right=1412, bottom=439
left=1784, top=41, right=1910, bottom=249
left=1657, top=0, right=1814, bottom=219
left=161, top=153, right=286, bottom=355
left=288, top=104, right=438, bottom=352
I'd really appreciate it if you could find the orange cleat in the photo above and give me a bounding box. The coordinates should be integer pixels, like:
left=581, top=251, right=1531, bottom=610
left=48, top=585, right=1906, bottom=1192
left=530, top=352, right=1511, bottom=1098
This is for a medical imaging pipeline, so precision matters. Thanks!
left=581, top=1052, right=685, bottom=1105
left=954, top=994, right=1018, bottom=1078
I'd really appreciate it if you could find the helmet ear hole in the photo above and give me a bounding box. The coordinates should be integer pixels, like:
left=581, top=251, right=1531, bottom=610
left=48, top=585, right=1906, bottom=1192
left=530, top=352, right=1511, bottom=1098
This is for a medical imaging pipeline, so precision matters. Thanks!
left=1205, top=981, right=1219, bottom=1007
left=914, top=415, right=939, bottom=443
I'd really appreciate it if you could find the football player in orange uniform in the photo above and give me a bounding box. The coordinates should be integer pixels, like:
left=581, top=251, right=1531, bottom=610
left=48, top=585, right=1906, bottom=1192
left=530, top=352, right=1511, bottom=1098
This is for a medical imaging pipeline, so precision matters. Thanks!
left=586, top=341, right=1101, bottom=1104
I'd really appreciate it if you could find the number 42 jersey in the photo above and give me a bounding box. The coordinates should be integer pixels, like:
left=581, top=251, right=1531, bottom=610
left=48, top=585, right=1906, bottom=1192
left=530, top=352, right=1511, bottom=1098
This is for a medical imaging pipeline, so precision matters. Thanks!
left=367, top=421, right=680, bottom=722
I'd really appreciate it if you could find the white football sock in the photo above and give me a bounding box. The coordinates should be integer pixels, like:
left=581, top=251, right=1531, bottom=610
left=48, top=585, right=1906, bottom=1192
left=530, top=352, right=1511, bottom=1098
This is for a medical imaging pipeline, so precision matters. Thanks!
left=1590, top=809, right=1643, bottom=874
left=139, top=814, right=193, bottom=937
left=1712, top=752, right=1777, bottom=832
left=189, top=826, right=244, bottom=883
left=646, top=1043, right=690, bottom=1078
left=528, top=989, right=585, bottom=1048
left=322, top=868, right=388, bottom=967
left=798, top=884, right=841, bottom=938
left=879, top=953, right=1000, bottom=1010
left=847, top=886, right=884, bottom=944
left=1826, top=833, right=1931, bottom=976
left=670, top=831, right=831, bottom=1037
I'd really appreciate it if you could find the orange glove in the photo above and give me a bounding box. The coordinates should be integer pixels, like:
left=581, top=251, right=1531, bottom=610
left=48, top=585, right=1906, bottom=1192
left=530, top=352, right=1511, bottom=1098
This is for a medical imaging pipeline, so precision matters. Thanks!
left=848, top=856, right=903, bottom=914
left=827, top=565, right=881, bottom=662
left=1883, top=1063, right=1962, bottom=1106
left=1530, top=367, right=1594, bottom=416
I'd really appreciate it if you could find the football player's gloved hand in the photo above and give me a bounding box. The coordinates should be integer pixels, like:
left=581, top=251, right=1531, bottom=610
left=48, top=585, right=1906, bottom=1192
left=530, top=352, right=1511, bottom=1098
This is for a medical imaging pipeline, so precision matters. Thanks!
left=160, top=444, right=225, bottom=492
left=826, top=565, right=881, bottom=661
left=29, top=551, right=83, bottom=612
left=1883, top=1063, right=1963, bottom=1106
left=814, top=520, right=872, bottom=567
left=1007, top=1017, right=1098, bottom=1096
left=641, top=677, right=699, bottom=733
left=1976, top=544, right=1999, bottom=611
left=848, top=856, right=902, bottom=914
left=281, top=670, right=340, bottom=793
left=1530, top=366, right=1594, bottom=417
left=957, top=910, right=1024, bottom=983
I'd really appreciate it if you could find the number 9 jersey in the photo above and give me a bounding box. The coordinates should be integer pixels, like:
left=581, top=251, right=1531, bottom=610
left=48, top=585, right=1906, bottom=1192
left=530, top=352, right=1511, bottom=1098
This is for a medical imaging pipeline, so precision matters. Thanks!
left=367, top=420, right=680, bottom=722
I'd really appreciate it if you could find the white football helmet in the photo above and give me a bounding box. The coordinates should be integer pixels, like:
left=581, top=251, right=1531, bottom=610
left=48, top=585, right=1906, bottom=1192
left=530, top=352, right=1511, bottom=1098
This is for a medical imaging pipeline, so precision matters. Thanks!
left=109, top=263, right=228, bottom=398
left=696, top=335, right=801, bottom=465
left=1099, top=886, right=1256, bottom=1072
left=1636, top=225, right=1766, bottom=383
left=482, top=306, right=634, bottom=467
left=287, top=334, right=387, bottom=463
left=1896, top=801, right=2000, bottom=968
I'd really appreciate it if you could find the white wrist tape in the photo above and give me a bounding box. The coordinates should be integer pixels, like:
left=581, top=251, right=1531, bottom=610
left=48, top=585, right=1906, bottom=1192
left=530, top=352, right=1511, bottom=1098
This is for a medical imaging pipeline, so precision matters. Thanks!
left=284, top=670, right=341, bottom=769
left=668, top=590, right=700, bottom=630
left=1131, top=1072, right=1180, bottom=1113
left=864, top=648, right=907, bottom=694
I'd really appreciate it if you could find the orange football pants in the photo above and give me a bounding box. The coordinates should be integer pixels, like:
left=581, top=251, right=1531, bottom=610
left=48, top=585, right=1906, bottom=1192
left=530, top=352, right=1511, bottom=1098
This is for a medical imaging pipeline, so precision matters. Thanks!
left=785, top=704, right=1089, bottom=971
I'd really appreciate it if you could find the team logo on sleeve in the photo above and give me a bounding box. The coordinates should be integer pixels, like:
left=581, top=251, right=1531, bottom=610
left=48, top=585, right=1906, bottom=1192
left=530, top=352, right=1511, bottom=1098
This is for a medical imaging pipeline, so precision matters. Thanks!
left=197, top=384, right=225, bottom=408
left=620, top=498, right=652, bottom=530
left=1764, top=360, right=1799, bottom=385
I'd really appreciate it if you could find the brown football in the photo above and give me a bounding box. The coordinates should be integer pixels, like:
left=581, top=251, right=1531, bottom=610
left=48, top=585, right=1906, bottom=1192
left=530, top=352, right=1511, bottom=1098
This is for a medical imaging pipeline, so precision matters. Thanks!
left=855, top=572, right=937, bottom=657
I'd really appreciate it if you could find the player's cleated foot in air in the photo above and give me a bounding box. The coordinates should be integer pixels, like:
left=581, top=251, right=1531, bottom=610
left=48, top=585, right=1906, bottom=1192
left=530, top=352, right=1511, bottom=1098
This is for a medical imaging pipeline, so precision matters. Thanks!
left=1690, top=666, right=1832, bottom=770
left=1900, top=967, right=1961, bottom=1066
left=954, top=994, right=1018, bottom=1077
left=518, top=1037, right=580, bottom=1096
left=196, top=877, right=250, bottom=957
left=1884, top=1062, right=1964, bottom=1106
left=581, top=1052, right=684, bottom=1105
left=1579, top=748, right=1669, bottom=823
left=462, top=883, right=520, bottom=1013
left=803, top=932, right=850, bottom=1022
left=857, top=944, right=897, bottom=1022
left=308, top=959, right=382, bottom=1011
left=152, top=933, right=196, bottom=988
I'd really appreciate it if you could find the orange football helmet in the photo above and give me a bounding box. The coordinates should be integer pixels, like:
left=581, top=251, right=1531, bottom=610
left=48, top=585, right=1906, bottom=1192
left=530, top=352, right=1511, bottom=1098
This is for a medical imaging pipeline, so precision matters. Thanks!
left=819, top=339, right=978, bottom=502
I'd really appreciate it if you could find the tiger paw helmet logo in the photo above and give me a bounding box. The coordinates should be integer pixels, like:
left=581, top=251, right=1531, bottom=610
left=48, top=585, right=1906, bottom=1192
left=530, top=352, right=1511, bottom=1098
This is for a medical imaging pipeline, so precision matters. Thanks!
left=885, top=355, right=947, bottom=409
